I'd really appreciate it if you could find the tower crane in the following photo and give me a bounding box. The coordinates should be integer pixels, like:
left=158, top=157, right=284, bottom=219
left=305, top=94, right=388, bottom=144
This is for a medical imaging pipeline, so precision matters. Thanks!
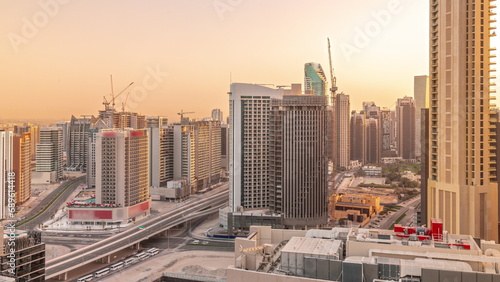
left=121, top=92, right=131, bottom=112
left=177, top=110, right=195, bottom=120
left=328, top=38, right=338, bottom=97
left=102, top=75, right=134, bottom=111
left=328, top=37, right=338, bottom=173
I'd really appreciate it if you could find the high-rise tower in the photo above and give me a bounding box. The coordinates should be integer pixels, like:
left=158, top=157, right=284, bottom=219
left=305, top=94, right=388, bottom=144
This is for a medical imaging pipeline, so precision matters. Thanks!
left=13, top=133, right=31, bottom=205
left=335, top=93, right=351, bottom=169
left=36, top=127, right=63, bottom=181
left=414, top=75, right=430, bottom=158
left=269, top=94, right=329, bottom=228
left=229, top=83, right=283, bottom=212
left=396, top=96, right=416, bottom=160
left=350, top=111, right=366, bottom=164
left=428, top=0, right=498, bottom=240
left=304, top=63, right=327, bottom=96
left=0, top=131, right=13, bottom=220
left=67, top=115, right=94, bottom=172
left=96, top=128, right=149, bottom=207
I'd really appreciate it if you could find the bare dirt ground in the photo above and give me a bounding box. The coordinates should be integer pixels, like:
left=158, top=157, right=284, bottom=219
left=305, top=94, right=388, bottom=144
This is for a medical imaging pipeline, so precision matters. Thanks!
left=45, top=244, right=74, bottom=261
left=102, top=251, right=234, bottom=282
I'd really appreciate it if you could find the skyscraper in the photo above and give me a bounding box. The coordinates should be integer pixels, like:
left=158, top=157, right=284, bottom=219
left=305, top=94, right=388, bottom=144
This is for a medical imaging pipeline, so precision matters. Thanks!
left=0, top=131, right=13, bottom=220
left=269, top=94, right=329, bottom=228
left=363, top=102, right=382, bottom=163
left=365, top=117, right=380, bottom=164
left=229, top=83, right=283, bottom=212
left=194, top=120, right=221, bottom=191
left=396, top=96, right=416, bottom=160
left=55, top=121, right=69, bottom=154
left=69, top=128, right=150, bottom=225
left=428, top=0, right=497, bottom=240
left=414, top=75, right=430, bottom=158
left=67, top=115, right=93, bottom=172
left=211, top=109, right=224, bottom=122
left=421, top=108, right=430, bottom=226
left=13, top=133, right=31, bottom=205
left=87, top=119, right=109, bottom=188
left=380, top=108, right=393, bottom=154
left=304, top=63, right=327, bottom=96
left=221, top=123, right=229, bottom=170
left=113, top=112, right=146, bottom=129
left=350, top=111, right=366, bottom=164
left=36, top=127, right=63, bottom=181
left=414, top=75, right=430, bottom=116
left=335, top=93, right=350, bottom=169
left=172, top=123, right=197, bottom=192
left=148, top=125, right=174, bottom=188
left=146, top=116, right=168, bottom=128
left=14, top=124, right=39, bottom=161
left=96, top=128, right=149, bottom=208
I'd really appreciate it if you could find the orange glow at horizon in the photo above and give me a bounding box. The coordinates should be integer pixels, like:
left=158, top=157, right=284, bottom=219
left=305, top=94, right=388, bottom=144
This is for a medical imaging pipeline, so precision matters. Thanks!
left=1, top=0, right=494, bottom=122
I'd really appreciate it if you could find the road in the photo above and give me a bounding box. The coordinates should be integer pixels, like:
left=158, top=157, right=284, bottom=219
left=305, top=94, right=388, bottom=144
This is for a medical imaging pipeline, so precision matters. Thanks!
left=141, top=216, right=234, bottom=253
left=379, top=196, right=421, bottom=230
left=17, top=176, right=85, bottom=230
left=45, top=188, right=229, bottom=279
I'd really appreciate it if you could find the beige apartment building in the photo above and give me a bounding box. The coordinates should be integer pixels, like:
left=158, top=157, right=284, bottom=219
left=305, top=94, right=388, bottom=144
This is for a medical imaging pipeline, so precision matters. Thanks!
left=13, top=133, right=31, bottom=205
left=96, top=128, right=149, bottom=207
left=427, top=0, right=498, bottom=241
left=335, top=93, right=351, bottom=169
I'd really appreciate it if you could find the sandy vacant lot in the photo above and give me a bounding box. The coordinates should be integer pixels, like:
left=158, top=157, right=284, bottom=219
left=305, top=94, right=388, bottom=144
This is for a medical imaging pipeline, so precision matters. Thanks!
left=102, top=250, right=234, bottom=282
left=45, top=244, right=72, bottom=261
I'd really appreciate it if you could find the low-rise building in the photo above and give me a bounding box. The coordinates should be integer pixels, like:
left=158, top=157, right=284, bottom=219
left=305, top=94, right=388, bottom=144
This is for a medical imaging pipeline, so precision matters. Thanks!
left=362, top=166, right=382, bottom=176
left=229, top=220, right=500, bottom=281
left=329, top=194, right=383, bottom=225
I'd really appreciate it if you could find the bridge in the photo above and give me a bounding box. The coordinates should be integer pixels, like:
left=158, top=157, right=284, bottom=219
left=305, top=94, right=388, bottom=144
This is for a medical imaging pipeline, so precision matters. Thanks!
left=46, top=188, right=229, bottom=280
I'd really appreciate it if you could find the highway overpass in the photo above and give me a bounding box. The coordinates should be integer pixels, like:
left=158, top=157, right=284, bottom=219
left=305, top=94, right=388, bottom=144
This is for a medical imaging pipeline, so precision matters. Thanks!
left=46, top=188, right=228, bottom=280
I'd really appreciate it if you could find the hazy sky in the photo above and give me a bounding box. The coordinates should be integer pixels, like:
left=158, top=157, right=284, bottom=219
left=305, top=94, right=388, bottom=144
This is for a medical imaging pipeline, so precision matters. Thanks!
left=1, top=0, right=494, bottom=121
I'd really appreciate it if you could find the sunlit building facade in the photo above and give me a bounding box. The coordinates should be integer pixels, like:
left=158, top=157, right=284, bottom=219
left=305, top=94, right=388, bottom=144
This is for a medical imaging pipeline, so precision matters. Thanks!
left=396, top=96, right=416, bottom=160
left=36, top=127, right=63, bottom=181
left=269, top=94, right=329, bottom=228
left=427, top=0, right=498, bottom=241
left=0, top=131, right=13, bottom=220
left=335, top=93, right=350, bottom=169
left=96, top=128, right=149, bottom=207
left=229, top=83, right=283, bottom=212
left=13, top=133, right=31, bottom=205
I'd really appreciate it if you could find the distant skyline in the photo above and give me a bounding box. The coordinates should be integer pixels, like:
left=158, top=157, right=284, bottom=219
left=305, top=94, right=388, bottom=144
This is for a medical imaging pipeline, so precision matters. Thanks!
left=1, top=0, right=496, bottom=121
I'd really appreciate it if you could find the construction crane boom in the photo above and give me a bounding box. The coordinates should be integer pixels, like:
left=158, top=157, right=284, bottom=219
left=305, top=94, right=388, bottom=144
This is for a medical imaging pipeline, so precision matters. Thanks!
left=327, top=38, right=338, bottom=95
left=177, top=110, right=195, bottom=120
left=112, top=82, right=134, bottom=109
left=102, top=75, right=134, bottom=111
left=122, top=92, right=131, bottom=112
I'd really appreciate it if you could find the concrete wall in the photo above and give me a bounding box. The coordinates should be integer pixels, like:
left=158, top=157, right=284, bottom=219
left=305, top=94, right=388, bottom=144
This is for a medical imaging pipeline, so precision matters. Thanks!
left=227, top=267, right=327, bottom=282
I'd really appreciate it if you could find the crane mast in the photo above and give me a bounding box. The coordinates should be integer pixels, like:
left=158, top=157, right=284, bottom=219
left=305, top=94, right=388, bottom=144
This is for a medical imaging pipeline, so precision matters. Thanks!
left=328, top=38, right=337, bottom=174
left=102, top=76, right=134, bottom=111
left=328, top=38, right=338, bottom=97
